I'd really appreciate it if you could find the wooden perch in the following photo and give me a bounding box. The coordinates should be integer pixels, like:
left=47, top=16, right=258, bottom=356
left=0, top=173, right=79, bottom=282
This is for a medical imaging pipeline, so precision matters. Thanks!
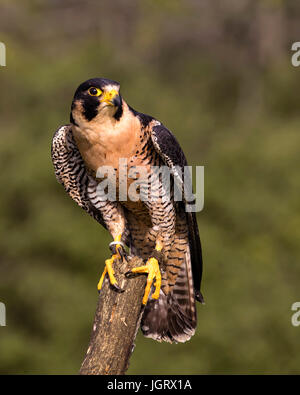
left=79, top=256, right=147, bottom=375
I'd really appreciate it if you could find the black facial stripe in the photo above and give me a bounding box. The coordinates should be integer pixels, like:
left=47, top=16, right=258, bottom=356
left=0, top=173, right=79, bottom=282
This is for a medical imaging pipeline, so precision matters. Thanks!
left=70, top=112, right=78, bottom=126
left=113, top=96, right=123, bottom=121
left=82, top=96, right=100, bottom=121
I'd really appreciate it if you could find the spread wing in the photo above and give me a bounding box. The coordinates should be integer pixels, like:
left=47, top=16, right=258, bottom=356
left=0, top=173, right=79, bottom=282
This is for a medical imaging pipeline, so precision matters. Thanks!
left=51, top=124, right=107, bottom=228
left=150, top=122, right=204, bottom=302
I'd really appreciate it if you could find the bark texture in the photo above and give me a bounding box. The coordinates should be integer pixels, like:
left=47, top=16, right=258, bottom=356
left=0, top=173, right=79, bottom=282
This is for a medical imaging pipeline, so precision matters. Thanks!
left=79, top=256, right=146, bottom=375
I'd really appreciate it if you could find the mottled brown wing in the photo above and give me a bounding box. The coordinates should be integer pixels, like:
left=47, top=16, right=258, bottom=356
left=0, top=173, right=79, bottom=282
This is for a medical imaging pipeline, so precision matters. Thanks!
left=51, top=124, right=107, bottom=228
left=150, top=123, right=204, bottom=302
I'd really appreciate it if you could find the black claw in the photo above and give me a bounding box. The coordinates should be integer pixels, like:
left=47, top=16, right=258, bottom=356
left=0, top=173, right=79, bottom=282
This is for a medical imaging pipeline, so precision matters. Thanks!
left=109, top=243, right=128, bottom=262
left=110, top=283, right=125, bottom=293
left=125, top=270, right=135, bottom=278
left=109, top=243, right=117, bottom=255
left=118, top=247, right=128, bottom=261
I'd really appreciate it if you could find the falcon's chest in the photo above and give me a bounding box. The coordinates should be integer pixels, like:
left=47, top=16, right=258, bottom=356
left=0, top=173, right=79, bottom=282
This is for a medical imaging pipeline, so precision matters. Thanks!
left=72, top=118, right=163, bottom=214
left=72, top=114, right=141, bottom=175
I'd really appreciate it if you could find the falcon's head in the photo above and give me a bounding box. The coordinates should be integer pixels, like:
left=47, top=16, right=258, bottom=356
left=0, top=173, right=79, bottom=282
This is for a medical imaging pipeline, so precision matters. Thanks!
left=70, top=78, right=123, bottom=126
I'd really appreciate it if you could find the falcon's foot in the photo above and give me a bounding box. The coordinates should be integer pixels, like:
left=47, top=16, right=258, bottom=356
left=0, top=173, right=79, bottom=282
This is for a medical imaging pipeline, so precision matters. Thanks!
left=97, top=236, right=127, bottom=293
left=127, top=257, right=161, bottom=305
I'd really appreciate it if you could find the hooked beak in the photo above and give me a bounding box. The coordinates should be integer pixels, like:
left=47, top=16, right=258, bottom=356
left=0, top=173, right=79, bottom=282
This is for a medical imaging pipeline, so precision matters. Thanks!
left=100, top=89, right=121, bottom=107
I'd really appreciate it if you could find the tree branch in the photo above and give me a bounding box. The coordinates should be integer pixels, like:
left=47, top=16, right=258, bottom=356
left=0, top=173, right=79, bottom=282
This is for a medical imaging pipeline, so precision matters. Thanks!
left=79, top=256, right=146, bottom=375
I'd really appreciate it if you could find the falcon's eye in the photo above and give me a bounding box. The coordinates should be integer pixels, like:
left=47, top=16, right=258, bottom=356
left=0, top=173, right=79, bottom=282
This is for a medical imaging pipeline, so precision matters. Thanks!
left=88, top=87, right=102, bottom=96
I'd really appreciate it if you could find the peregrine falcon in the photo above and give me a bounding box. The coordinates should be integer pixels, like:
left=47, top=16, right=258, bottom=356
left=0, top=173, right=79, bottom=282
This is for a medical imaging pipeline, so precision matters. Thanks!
left=51, top=78, right=204, bottom=343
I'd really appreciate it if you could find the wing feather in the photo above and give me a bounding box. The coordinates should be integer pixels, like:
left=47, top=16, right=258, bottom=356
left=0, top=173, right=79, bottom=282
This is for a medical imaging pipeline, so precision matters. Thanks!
left=150, top=122, right=204, bottom=302
left=51, top=124, right=106, bottom=228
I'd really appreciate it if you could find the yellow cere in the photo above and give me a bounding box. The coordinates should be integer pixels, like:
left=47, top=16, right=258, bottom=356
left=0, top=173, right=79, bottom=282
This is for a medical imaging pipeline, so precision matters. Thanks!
left=100, top=89, right=118, bottom=105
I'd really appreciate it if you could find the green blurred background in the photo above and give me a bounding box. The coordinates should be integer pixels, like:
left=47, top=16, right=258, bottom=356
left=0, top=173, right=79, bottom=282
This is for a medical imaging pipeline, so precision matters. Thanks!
left=0, top=0, right=300, bottom=374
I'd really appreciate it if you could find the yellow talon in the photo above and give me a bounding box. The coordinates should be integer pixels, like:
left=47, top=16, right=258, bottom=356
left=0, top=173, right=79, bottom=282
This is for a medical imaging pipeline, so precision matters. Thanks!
left=97, top=234, right=123, bottom=292
left=97, top=266, right=107, bottom=290
left=97, top=254, right=120, bottom=291
left=131, top=257, right=161, bottom=305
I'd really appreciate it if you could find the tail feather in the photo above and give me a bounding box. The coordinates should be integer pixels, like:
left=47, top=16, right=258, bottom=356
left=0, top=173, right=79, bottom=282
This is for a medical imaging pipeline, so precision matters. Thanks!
left=129, top=216, right=200, bottom=343
left=141, top=292, right=196, bottom=343
left=141, top=249, right=197, bottom=343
